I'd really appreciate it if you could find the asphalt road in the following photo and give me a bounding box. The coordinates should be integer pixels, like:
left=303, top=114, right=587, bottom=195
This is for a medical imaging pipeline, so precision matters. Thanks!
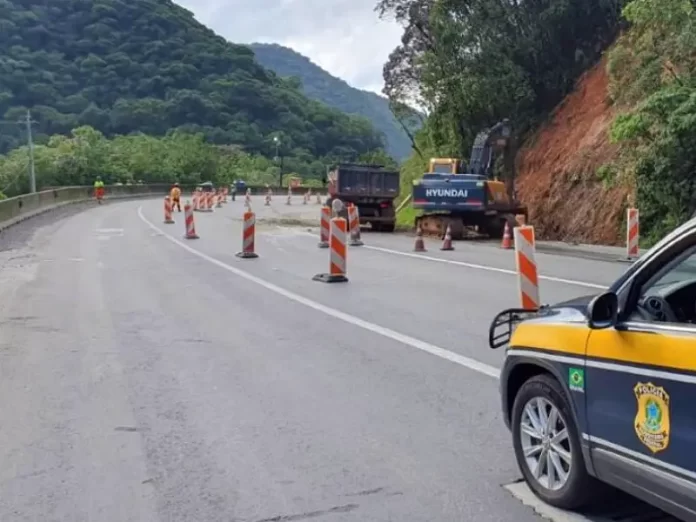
left=0, top=195, right=636, bottom=522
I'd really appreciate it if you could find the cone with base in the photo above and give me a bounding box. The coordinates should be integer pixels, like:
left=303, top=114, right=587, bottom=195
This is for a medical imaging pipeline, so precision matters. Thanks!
left=414, top=226, right=426, bottom=251
left=184, top=201, right=199, bottom=239
left=163, top=196, right=175, bottom=224
left=235, top=211, right=258, bottom=258
left=348, top=205, right=363, bottom=246
left=501, top=221, right=512, bottom=249
left=313, top=217, right=348, bottom=283
left=440, top=224, right=454, bottom=250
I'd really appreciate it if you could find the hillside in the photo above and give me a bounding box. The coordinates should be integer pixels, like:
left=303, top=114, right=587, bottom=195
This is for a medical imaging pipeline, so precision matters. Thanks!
left=0, top=0, right=384, bottom=165
left=249, top=43, right=415, bottom=162
left=515, top=58, right=628, bottom=245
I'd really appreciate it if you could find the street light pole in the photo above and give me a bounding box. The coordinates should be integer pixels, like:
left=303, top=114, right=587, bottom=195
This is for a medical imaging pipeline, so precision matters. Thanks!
left=273, top=136, right=282, bottom=189
left=22, top=110, right=36, bottom=193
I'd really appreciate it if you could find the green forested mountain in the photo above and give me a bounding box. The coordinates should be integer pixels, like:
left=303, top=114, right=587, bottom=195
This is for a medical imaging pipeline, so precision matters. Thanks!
left=0, top=0, right=384, bottom=163
left=249, top=43, right=417, bottom=162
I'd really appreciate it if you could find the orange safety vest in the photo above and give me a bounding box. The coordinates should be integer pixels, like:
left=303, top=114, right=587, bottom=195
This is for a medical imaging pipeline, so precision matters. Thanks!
left=171, top=187, right=181, bottom=199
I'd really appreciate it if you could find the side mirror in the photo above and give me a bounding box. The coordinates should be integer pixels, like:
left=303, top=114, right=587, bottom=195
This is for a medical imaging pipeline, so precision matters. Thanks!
left=587, top=291, right=618, bottom=329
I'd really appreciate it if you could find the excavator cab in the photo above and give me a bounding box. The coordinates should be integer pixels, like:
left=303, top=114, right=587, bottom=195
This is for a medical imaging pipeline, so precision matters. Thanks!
left=428, top=158, right=467, bottom=175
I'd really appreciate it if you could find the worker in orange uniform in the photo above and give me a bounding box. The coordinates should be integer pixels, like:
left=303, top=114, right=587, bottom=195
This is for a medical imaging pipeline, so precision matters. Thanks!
left=170, top=182, right=182, bottom=212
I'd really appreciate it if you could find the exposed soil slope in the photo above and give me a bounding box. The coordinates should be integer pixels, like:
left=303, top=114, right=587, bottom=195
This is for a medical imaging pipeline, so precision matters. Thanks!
left=516, top=57, right=630, bottom=245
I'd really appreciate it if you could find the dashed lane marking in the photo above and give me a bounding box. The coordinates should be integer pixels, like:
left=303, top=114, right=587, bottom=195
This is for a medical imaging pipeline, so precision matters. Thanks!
left=137, top=206, right=500, bottom=379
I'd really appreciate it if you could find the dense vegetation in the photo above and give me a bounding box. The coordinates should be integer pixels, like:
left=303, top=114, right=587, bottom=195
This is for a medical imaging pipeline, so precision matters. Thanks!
left=249, top=43, right=419, bottom=162
left=606, top=0, right=696, bottom=241
left=0, top=0, right=388, bottom=181
left=0, top=125, right=395, bottom=197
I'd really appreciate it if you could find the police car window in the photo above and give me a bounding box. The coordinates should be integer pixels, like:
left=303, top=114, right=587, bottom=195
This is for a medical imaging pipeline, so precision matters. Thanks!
left=643, top=245, right=696, bottom=291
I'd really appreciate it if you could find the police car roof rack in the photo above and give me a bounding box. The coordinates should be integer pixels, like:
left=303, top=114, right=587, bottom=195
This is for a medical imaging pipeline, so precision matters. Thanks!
left=488, top=307, right=540, bottom=349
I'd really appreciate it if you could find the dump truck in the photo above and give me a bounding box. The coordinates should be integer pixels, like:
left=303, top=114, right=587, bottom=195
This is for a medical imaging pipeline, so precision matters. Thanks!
left=323, top=163, right=400, bottom=232
left=411, top=119, right=528, bottom=239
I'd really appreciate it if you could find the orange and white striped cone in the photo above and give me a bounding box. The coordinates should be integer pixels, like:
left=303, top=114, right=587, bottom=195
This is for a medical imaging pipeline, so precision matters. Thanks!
left=501, top=221, right=513, bottom=249
left=313, top=217, right=348, bottom=283
left=216, top=191, right=223, bottom=208
left=440, top=224, right=454, bottom=250
left=184, top=201, right=199, bottom=239
left=265, top=192, right=271, bottom=206
left=318, top=206, right=330, bottom=248
left=513, top=225, right=539, bottom=309
left=303, top=191, right=308, bottom=205
left=192, top=191, right=199, bottom=211
left=414, top=226, right=426, bottom=252
left=245, top=192, right=252, bottom=209
left=316, top=193, right=321, bottom=205
left=286, top=186, right=292, bottom=205
left=222, top=187, right=228, bottom=203
left=202, top=191, right=212, bottom=212
left=235, top=211, right=258, bottom=258
left=626, top=207, right=639, bottom=260
left=163, top=196, right=175, bottom=224
left=348, top=205, right=363, bottom=246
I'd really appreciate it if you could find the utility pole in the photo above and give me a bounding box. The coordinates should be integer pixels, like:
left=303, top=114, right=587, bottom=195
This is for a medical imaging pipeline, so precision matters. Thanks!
left=20, top=110, right=37, bottom=193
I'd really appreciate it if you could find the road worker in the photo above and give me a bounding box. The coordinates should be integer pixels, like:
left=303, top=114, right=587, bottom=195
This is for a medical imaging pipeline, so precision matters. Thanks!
left=170, top=182, right=182, bottom=212
left=93, top=176, right=105, bottom=204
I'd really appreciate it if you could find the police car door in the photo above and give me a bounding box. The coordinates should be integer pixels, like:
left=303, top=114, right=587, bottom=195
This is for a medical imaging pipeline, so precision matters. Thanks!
left=585, top=233, right=696, bottom=516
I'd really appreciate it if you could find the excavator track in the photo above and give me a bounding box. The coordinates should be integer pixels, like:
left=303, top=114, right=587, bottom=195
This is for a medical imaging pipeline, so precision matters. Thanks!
left=414, top=213, right=519, bottom=240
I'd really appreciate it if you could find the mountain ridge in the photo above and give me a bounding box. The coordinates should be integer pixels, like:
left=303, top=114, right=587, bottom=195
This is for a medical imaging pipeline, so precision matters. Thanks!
left=248, top=42, right=416, bottom=162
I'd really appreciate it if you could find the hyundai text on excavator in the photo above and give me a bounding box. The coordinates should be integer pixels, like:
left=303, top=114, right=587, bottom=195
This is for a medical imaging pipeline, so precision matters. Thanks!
left=411, top=119, right=528, bottom=240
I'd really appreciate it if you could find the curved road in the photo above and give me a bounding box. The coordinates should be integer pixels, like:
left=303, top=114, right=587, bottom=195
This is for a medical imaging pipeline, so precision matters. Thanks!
left=0, top=196, right=638, bottom=521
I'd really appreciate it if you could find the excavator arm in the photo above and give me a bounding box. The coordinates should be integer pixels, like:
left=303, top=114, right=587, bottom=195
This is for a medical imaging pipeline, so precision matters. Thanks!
left=468, top=119, right=516, bottom=199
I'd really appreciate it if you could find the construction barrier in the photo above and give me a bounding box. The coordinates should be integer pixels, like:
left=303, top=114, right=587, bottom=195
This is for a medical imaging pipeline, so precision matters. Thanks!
left=414, top=226, right=426, bottom=252
left=348, top=205, right=363, bottom=246
left=513, top=225, right=539, bottom=309
left=184, top=201, right=199, bottom=239
left=440, top=224, right=454, bottom=250
left=216, top=192, right=223, bottom=208
left=318, top=206, right=330, bottom=248
left=236, top=211, right=258, bottom=258
left=627, top=207, right=639, bottom=259
left=163, top=196, right=174, bottom=224
left=313, top=217, right=348, bottom=283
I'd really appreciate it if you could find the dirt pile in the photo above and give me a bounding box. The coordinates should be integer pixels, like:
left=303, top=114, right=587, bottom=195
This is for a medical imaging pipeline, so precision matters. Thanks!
left=516, top=57, right=630, bottom=245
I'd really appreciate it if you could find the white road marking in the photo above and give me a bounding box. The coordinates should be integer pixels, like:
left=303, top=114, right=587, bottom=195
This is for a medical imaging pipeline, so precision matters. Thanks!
left=503, top=482, right=598, bottom=522
left=280, top=227, right=605, bottom=290
left=137, top=206, right=500, bottom=379
left=362, top=245, right=605, bottom=290
left=96, top=228, right=124, bottom=235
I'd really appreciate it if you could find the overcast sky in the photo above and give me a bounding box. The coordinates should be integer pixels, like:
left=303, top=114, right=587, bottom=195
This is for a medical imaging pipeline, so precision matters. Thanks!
left=174, top=0, right=403, bottom=94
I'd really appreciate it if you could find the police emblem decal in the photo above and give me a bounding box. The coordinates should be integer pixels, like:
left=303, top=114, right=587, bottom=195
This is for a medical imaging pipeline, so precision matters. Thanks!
left=634, top=382, right=670, bottom=454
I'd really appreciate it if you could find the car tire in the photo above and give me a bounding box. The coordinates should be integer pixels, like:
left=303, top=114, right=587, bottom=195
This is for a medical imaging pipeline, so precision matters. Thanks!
left=511, top=373, right=602, bottom=510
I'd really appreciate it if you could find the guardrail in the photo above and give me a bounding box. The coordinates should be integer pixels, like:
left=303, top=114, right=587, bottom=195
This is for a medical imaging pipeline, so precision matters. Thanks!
left=0, top=184, right=328, bottom=233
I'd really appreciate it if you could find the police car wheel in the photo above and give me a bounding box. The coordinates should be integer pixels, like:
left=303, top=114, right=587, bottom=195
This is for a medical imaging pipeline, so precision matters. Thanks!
left=511, top=374, right=600, bottom=510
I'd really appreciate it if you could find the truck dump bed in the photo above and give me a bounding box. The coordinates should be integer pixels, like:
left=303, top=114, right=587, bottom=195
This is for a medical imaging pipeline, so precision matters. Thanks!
left=332, top=165, right=400, bottom=198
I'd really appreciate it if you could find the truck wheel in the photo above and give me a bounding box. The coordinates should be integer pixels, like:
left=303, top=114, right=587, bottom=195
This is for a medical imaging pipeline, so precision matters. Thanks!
left=511, top=374, right=604, bottom=510
left=381, top=223, right=395, bottom=233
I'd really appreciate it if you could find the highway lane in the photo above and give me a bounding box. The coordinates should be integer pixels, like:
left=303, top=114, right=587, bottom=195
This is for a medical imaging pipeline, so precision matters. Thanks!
left=0, top=196, right=629, bottom=521
left=0, top=198, right=543, bottom=521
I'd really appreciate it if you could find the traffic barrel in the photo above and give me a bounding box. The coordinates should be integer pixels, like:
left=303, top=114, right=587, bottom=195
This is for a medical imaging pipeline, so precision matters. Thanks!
left=265, top=189, right=271, bottom=206
left=192, top=191, right=199, bottom=211
left=235, top=211, right=258, bottom=258
left=184, top=201, right=199, bottom=239
left=348, top=205, right=363, bottom=246
left=286, top=186, right=292, bottom=205
left=318, top=206, right=330, bottom=248
left=513, top=225, right=539, bottom=309
left=627, top=207, right=639, bottom=259
left=316, top=193, right=321, bottom=205
left=313, top=217, right=348, bottom=283
left=216, top=191, right=223, bottom=208
left=440, top=224, right=454, bottom=250
left=163, top=196, right=174, bottom=224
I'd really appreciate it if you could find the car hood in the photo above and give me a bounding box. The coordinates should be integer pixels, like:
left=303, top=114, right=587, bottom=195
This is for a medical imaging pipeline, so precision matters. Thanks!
left=550, top=293, right=597, bottom=312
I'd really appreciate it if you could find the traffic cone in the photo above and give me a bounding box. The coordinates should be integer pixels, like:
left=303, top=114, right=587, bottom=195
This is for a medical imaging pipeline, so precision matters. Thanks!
left=501, top=221, right=512, bottom=249
left=163, top=196, right=174, bottom=224
left=440, top=224, right=454, bottom=250
left=414, top=226, right=426, bottom=252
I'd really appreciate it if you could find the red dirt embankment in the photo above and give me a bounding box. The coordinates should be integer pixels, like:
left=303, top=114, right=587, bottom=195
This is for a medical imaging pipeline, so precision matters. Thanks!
left=516, top=57, right=630, bottom=245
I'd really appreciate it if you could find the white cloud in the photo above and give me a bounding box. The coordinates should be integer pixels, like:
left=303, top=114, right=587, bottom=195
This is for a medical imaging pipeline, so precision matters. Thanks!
left=173, top=0, right=403, bottom=94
